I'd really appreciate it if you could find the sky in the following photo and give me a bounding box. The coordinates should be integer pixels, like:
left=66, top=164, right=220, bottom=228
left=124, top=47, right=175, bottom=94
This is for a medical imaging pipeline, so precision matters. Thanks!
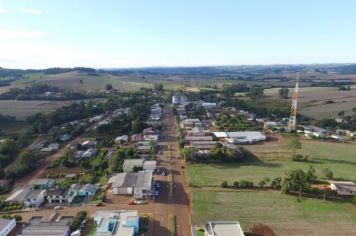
left=1, top=0, right=356, bottom=69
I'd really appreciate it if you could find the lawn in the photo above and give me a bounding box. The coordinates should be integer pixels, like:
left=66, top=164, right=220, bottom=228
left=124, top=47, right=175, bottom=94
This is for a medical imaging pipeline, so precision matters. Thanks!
left=188, top=140, right=356, bottom=235
left=187, top=141, right=356, bottom=187
left=192, top=190, right=356, bottom=235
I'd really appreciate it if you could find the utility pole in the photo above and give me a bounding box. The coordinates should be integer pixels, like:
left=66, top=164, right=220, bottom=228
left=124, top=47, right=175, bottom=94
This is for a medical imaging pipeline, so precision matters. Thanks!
left=289, top=73, right=300, bottom=132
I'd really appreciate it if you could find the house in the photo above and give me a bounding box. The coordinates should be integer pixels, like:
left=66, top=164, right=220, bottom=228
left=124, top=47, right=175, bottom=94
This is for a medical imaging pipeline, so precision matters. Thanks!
left=330, top=134, right=345, bottom=142
left=41, top=143, right=60, bottom=153
left=123, top=159, right=144, bottom=172
left=29, top=140, right=47, bottom=151
left=186, top=127, right=210, bottom=137
left=5, top=188, right=30, bottom=204
left=109, top=171, right=155, bottom=199
left=94, top=210, right=139, bottom=236
left=81, top=148, right=97, bottom=158
left=81, top=140, right=97, bottom=149
left=143, top=161, right=157, bottom=172
left=131, top=134, right=142, bottom=142
left=201, top=102, right=217, bottom=109
left=185, top=141, right=217, bottom=150
left=172, top=93, right=188, bottom=105
left=115, top=135, right=129, bottom=144
left=0, top=218, right=16, bottom=236
left=46, top=188, right=74, bottom=204
left=24, top=189, right=46, bottom=208
left=213, top=131, right=266, bottom=144
left=330, top=181, right=356, bottom=196
left=18, top=213, right=73, bottom=236
left=59, top=134, right=72, bottom=142
left=89, top=115, right=104, bottom=123
left=181, top=118, right=202, bottom=129
left=205, top=221, right=244, bottom=236
left=143, top=134, right=159, bottom=142
left=142, top=127, right=158, bottom=135
left=78, top=184, right=99, bottom=197
left=31, top=178, right=56, bottom=189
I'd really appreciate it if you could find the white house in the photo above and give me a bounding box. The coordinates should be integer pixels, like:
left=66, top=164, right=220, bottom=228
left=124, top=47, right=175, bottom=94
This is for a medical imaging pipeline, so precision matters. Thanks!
left=202, top=102, right=217, bottom=109
left=0, top=218, right=16, bottom=236
left=330, top=181, right=356, bottom=196
left=109, top=171, right=154, bottom=199
left=24, top=189, right=46, bottom=208
left=205, top=221, right=244, bottom=236
left=115, top=135, right=129, bottom=144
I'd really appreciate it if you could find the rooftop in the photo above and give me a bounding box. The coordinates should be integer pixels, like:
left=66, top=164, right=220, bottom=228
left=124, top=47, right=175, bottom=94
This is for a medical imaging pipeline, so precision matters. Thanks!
left=205, top=221, right=245, bottom=236
left=18, top=213, right=73, bottom=236
left=0, top=217, right=15, bottom=230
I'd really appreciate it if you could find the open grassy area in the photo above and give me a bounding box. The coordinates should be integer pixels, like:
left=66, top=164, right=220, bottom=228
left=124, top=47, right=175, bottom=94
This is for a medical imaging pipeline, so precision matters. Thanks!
left=0, top=98, right=105, bottom=120
left=192, top=190, right=356, bottom=235
left=188, top=140, right=356, bottom=235
left=187, top=141, right=356, bottom=187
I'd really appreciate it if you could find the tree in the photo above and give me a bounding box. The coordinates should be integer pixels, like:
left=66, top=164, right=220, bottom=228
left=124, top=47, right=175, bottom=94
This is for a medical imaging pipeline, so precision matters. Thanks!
left=288, top=136, right=302, bottom=157
left=249, top=87, right=264, bottom=99
left=278, top=88, right=289, bottom=99
left=258, top=180, right=266, bottom=187
left=71, top=211, right=87, bottom=230
left=338, top=110, right=345, bottom=117
left=250, top=223, right=277, bottom=236
left=233, top=181, right=239, bottom=188
left=106, top=83, right=113, bottom=91
left=271, top=177, right=282, bottom=188
left=323, top=168, right=333, bottom=179
left=220, top=181, right=228, bottom=188
left=153, top=83, right=164, bottom=91
left=181, top=147, right=198, bottom=161
left=282, top=167, right=316, bottom=198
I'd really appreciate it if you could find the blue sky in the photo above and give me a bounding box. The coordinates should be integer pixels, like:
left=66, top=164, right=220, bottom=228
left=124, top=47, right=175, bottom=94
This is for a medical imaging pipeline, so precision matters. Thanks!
left=1, top=0, right=356, bottom=69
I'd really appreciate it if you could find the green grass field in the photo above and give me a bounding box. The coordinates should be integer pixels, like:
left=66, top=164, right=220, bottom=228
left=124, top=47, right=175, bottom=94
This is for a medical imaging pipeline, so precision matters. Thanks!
left=187, top=141, right=356, bottom=187
left=187, top=140, right=356, bottom=235
left=192, top=190, right=356, bottom=235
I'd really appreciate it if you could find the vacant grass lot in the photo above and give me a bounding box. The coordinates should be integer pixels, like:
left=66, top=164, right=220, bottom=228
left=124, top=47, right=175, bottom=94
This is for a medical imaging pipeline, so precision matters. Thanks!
left=192, top=190, right=356, bottom=235
left=187, top=141, right=356, bottom=187
left=188, top=140, right=356, bottom=235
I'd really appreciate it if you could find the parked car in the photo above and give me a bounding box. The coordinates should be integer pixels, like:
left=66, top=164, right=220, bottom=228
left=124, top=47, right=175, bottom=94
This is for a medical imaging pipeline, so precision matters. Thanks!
left=161, top=171, right=167, bottom=176
left=54, top=206, right=63, bottom=210
left=134, top=200, right=147, bottom=205
left=156, top=182, right=160, bottom=188
left=155, top=191, right=159, bottom=197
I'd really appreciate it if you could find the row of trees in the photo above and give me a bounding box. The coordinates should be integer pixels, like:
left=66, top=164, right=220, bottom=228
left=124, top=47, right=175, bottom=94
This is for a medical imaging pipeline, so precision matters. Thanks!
left=216, top=112, right=257, bottom=131
left=180, top=144, right=244, bottom=162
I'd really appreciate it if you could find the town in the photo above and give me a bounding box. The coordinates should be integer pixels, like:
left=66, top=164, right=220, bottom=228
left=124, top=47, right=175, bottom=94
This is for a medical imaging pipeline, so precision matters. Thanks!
left=1, top=1, right=356, bottom=235
left=1, top=73, right=356, bottom=235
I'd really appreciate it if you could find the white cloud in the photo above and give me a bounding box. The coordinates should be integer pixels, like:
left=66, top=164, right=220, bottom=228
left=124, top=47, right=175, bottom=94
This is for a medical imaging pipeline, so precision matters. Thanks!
left=19, top=8, right=42, bottom=15
left=0, top=29, right=50, bottom=39
left=0, top=7, right=6, bottom=13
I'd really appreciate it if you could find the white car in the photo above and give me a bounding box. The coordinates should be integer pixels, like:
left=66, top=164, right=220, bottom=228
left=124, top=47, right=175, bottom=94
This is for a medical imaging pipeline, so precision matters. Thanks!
left=54, top=206, right=63, bottom=210
left=155, top=191, right=159, bottom=197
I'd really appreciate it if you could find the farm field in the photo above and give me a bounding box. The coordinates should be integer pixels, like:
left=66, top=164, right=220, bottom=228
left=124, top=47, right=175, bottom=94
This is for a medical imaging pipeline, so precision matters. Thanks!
left=192, top=189, right=356, bottom=235
left=264, top=87, right=356, bottom=118
left=0, top=98, right=105, bottom=120
left=187, top=140, right=356, bottom=235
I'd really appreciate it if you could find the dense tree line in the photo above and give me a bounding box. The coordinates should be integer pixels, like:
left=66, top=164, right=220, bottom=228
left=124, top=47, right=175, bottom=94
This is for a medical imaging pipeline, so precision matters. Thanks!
left=216, top=112, right=257, bottom=131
